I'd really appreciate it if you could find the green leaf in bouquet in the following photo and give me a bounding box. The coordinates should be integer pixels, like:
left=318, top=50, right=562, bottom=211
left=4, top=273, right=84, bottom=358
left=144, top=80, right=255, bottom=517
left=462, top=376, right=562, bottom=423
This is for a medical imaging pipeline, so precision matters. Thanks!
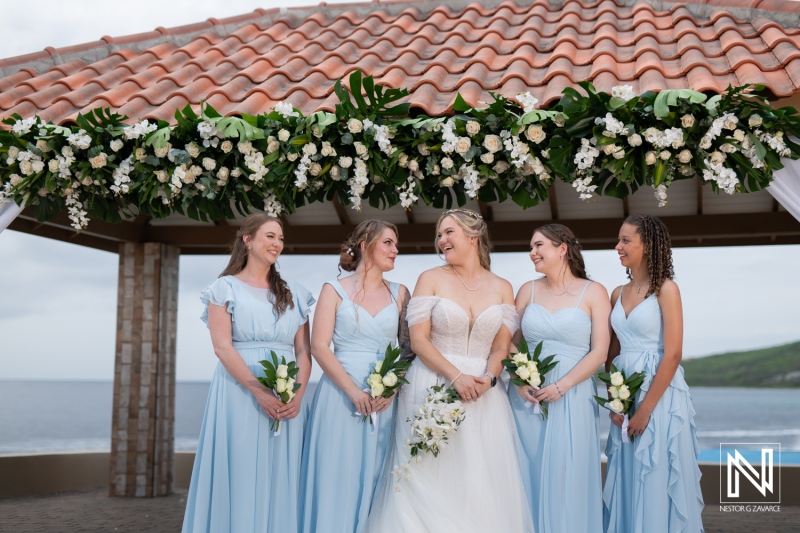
left=593, top=395, right=610, bottom=406
left=596, top=372, right=611, bottom=383
left=271, top=350, right=280, bottom=368
left=516, top=338, right=530, bottom=356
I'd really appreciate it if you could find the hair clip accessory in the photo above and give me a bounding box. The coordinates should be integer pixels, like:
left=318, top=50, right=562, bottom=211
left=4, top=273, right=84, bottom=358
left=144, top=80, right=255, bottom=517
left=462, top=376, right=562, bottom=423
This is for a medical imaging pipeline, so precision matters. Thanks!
left=444, top=208, right=483, bottom=220
left=346, top=247, right=355, bottom=257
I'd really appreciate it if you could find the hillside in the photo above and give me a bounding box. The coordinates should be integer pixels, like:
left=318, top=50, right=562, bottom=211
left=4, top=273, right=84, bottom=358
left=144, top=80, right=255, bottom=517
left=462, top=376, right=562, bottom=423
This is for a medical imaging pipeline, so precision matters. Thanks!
left=682, top=340, right=800, bottom=388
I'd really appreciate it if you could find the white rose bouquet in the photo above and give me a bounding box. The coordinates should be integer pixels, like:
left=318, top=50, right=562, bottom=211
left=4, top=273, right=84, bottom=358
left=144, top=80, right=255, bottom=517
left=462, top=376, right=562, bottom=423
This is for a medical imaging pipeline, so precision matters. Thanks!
left=257, top=350, right=302, bottom=435
left=501, top=339, right=558, bottom=419
left=594, top=364, right=646, bottom=443
left=359, top=344, right=411, bottom=427
left=406, top=384, right=466, bottom=460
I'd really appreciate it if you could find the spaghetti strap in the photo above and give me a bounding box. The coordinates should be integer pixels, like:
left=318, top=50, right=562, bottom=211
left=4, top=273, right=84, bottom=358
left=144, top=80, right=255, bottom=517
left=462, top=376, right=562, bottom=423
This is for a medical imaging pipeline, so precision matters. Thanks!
left=530, top=280, right=536, bottom=306
left=575, top=280, right=592, bottom=307
left=388, top=281, right=399, bottom=302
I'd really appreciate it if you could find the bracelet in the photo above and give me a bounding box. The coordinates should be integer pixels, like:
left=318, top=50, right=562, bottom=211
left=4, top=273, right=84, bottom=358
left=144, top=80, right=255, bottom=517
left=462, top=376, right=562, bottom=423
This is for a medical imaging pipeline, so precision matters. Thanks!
left=554, top=382, right=564, bottom=397
left=451, top=371, right=463, bottom=385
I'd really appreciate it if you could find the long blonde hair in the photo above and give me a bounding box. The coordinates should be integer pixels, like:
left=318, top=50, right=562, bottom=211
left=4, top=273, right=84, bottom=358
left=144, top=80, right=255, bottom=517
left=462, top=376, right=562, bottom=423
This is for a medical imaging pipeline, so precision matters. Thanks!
left=436, top=208, right=491, bottom=271
left=220, top=214, right=294, bottom=317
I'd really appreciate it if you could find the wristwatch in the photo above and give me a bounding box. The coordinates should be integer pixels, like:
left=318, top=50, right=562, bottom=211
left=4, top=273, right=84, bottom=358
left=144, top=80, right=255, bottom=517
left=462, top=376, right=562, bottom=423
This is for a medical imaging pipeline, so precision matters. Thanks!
left=484, top=371, right=497, bottom=388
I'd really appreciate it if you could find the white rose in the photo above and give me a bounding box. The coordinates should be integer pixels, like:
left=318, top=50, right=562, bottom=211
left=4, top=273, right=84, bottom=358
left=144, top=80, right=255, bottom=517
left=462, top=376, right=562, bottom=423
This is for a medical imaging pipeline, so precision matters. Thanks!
left=398, top=153, right=409, bottom=167
left=466, top=121, right=480, bottom=136
left=441, top=157, right=454, bottom=170
left=287, top=152, right=298, bottom=161
left=699, top=137, right=712, bottom=150
left=480, top=152, right=494, bottom=164
left=373, top=360, right=383, bottom=373
left=417, top=143, right=430, bottom=156
left=82, top=176, right=93, bottom=187
left=19, top=160, right=33, bottom=175
left=681, top=114, right=695, bottom=128
left=338, top=156, right=353, bottom=168
left=190, top=165, right=202, bottom=177
left=355, top=143, right=368, bottom=156
left=528, top=373, right=542, bottom=387
left=278, top=129, right=290, bottom=142
left=330, top=165, right=341, bottom=180
left=275, top=378, right=287, bottom=393
left=371, top=383, right=385, bottom=397
left=610, top=372, right=624, bottom=386
left=216, top=167, right=229, bottom=180
left=89, top=153, right=108, bottom=169
left=286, top=378, right=296, bottom=391
left=347, top=118, right=363, bottom=134
left=285, top=390, right=296, bottom=402
left=367, top=373, right=382, bottom=387
left=303, top=143, right=317, bottom=156
left=320, top=142, right=334, bottom=157
left=154, top=142, right=171, bottom=158
left=710, top=151, right=726, bottom=165
left=432, top=164, right=440, bottom=175
left=455, top=137, right=471, bottom=155
left=609, top=386, right=620, bottom=398
left=645, top=151, right=657, bottom=165
left=678, top=149, right=692, bottom=163
left=720, top=143, right=736, bottom=153
left=220, top=140, right=234, bottom=153
left=185, top=143, right=201, bottom=158
left=309, top=162, right=322, bottom=176
left=109, top=139, right=124, bottom=152
left=267, top=140, right=280, bottom=154
left=440, top=177, right=454, bottom=187
left=493, top=160, right=510, bottom=174
left=155, top=170, right=169, bottom=183
left=749, top=114, right=763, bottom=128
left=612, top=147, right=625, bottom=159
left=181, top=171, right=196, bottom=184
left=723, top=117, right=738, bottom=130
left=618, top=384, right=631, bottom=400
left=48, top=159, right=60, bottom=173
left=627, top=133, right=642, bottom=147
left=512, top=352, right=528, bottom=365
left=659, top=150, right=671, bottom=160
left=8, top=146, right=20, bottom=159
left=202, top=157, right=216, bottom=171
left=733, top=129, right=745, bottom=142
left=483, top=135, right=502, bottom=153
left=311, top=124, right=322, bottom=138
left=408, top=160, right=419, bottom=172
left=609, top=399, right=624, bottom=413
left=135, top=147, right=146, bottom=161
left=382, top=372, right=398, bottom=387
left=9, top=174, right=22, bottom=186
left=516, top=365, right=531, bottom=381
left=276, top=364, right=289, bottom=379
left=603, top=144, right=616, bottom=155
left=525, top=124, right=546, bottom=144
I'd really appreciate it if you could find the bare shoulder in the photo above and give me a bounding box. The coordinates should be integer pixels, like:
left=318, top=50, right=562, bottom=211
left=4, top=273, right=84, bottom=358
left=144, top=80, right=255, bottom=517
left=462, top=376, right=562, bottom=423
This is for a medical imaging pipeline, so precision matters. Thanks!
left=413, top=267, right=447, bottom=295
left=610, top=284, right=623, bottom=305
left=397, top=284, right=411, bottom=301
left=657, top=279, right=681, bottom=301
left=487, top=272, right=514, bottom=301
left=585, top=280, right=610, bottom=301
left=516, top=280, right=533, bottom=301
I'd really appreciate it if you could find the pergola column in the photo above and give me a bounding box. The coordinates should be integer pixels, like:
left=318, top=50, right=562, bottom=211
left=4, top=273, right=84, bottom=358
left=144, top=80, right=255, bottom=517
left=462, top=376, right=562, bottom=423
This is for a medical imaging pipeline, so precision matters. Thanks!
left=110, top=243, right=179, bottom=497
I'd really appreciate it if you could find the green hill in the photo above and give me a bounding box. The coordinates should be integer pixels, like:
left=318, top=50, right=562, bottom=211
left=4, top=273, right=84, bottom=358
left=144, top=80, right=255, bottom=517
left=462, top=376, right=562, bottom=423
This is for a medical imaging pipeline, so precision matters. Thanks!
left=682, top=340, right=800, bottom=388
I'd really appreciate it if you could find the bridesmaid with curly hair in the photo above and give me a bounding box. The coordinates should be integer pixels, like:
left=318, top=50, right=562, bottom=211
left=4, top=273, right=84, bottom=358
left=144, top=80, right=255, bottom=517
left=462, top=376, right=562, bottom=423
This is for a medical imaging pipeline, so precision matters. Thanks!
left=603, top=214, right=704, bottom=533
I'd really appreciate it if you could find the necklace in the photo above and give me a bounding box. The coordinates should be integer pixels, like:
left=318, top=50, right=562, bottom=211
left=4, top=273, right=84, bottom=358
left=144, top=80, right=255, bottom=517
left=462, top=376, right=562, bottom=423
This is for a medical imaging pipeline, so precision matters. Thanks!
left=545, top=277, right=573, bottom=297
left=632, top=279, right=648, bottom=294
left=451, top=266, right=486, bottom=291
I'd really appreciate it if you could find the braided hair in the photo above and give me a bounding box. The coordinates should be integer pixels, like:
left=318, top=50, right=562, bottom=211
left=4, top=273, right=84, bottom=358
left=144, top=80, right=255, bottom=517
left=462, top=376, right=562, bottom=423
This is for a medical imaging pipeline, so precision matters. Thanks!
left=624, top=214, right=674, bottom=298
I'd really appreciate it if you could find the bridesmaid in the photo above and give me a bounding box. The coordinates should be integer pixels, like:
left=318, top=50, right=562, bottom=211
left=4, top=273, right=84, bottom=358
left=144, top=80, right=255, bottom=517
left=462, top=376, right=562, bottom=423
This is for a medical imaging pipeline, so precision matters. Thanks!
left=300, top=220, right=410, bottom=533
left=509, top=223, right=610, bottom=533
left=182, top=214, right=315, bottom=533
left=603, top=214, right=704, bottom=532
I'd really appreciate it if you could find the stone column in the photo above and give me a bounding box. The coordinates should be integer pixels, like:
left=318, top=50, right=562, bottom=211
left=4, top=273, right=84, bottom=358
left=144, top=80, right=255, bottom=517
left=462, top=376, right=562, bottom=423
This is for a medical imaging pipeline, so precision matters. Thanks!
left=110, top=243, right=179, bottom=497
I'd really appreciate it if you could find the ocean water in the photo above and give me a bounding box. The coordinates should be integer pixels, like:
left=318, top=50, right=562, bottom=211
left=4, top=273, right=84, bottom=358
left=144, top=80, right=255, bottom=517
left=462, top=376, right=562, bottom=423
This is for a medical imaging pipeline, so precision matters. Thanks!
left=1, top=381, right=799, bottom=462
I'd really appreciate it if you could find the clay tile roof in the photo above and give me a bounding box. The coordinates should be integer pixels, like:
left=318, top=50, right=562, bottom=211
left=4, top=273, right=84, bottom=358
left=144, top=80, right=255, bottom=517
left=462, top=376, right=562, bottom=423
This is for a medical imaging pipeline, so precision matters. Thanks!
left=2, top=0, right=800, bottom=124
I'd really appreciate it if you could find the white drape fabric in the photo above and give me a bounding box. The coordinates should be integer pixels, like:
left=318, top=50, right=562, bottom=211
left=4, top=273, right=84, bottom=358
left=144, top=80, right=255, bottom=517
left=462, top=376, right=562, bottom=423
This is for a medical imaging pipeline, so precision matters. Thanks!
left=769, top=157, right=800, bottom=222
left=0, top=200, right=23, bottom=233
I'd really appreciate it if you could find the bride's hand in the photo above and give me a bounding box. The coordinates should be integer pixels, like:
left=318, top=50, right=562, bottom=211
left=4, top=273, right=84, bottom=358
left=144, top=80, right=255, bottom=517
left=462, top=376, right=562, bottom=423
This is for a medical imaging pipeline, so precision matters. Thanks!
left=515, top=385, right=539, bottom=404
left=453, top=374, right=485, bottom=402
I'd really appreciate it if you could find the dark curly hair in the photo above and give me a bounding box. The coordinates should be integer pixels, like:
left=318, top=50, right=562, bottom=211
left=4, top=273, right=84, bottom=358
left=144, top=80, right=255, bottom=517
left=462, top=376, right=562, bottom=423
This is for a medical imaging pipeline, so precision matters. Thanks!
left=624, top=214, right=674, bottom=297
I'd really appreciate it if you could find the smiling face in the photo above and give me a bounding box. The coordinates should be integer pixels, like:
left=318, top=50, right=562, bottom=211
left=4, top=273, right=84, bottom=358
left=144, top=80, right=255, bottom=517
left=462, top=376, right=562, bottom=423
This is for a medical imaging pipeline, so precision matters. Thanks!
left=615, top=223, right=644, bottom=269
left=437, top=215, right=474, bottom=264
left=529, top=231, right=566, bottom=275
left=244, top=220, right=284, bottom=266
left=365, top=227, right=399, bottom=273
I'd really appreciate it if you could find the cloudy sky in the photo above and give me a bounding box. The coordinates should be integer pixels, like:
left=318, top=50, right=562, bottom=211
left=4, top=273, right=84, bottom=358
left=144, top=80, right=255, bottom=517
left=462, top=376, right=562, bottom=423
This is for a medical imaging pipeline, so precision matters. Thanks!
left=1, top=1, right=799, bottom=382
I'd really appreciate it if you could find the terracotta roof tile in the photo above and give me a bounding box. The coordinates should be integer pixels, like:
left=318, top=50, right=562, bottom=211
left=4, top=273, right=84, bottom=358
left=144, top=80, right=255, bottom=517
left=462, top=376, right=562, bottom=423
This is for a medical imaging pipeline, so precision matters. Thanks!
left=3, top=0, right=800, bottom=122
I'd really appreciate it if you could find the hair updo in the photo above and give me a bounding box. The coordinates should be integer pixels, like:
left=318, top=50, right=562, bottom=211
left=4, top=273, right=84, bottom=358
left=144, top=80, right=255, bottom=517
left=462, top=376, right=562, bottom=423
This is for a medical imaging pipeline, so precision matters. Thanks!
left=435, top=208, right=492, bottom=271
left=623, top=214, right=674, bottom=297
left=339, top=219, right=399, bottom=274
left=533, top=223, right=588, bottom=280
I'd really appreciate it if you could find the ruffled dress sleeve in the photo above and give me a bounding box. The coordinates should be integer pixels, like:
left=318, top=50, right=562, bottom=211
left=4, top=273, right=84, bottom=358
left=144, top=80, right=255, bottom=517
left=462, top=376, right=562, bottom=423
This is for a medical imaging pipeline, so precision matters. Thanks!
left=500, top=304, right=520, bottom=335
left=406, top=296, right=440, bottom=326
left=200, top=276, right=235, bottom=325
left=289, top=281, right=316, bottom=324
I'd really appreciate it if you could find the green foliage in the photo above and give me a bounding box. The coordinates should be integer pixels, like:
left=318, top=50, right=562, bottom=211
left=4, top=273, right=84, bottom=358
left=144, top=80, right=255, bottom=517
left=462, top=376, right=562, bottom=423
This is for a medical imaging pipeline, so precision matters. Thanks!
left=681, top=340, right=800, bottom=388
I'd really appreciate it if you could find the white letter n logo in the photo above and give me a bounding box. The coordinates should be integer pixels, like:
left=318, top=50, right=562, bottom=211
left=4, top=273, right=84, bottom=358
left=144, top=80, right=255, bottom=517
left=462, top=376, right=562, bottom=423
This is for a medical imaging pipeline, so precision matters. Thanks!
left=727, top=449, right=774, bottom=497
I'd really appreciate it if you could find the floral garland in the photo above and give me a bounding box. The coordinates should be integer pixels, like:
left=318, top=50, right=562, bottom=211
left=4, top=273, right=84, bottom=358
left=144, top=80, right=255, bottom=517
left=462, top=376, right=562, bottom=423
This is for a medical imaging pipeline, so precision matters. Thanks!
left=1, top=71, right=799, bottom=230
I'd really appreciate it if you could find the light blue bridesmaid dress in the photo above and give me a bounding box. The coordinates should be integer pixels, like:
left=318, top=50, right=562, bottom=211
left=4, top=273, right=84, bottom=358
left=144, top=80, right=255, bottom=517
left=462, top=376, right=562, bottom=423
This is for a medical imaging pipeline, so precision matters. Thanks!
left=603, top=286, right=704, bottom=533
left=181, top=275, right=315, bottom=533
left=508, top=280, right=603, bottom=533
left=300, top=279, right=400, bottom=533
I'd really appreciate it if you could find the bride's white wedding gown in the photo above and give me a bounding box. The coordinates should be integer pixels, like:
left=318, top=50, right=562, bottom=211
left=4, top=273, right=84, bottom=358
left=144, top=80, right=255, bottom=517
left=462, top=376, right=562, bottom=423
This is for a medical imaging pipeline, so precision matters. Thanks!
left=366, top=296, right=535, bottom=533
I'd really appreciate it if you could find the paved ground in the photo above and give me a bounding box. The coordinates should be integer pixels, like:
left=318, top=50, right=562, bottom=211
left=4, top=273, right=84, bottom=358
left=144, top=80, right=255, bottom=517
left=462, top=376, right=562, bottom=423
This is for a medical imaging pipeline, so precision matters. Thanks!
left=0, top=489, right=798, bottom=532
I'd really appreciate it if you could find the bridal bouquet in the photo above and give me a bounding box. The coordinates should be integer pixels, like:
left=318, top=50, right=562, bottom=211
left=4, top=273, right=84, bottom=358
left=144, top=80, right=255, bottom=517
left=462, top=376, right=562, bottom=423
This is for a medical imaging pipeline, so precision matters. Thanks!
left=358, top=344, right=411, bottom=426
left=594, top=365, right=646, bottom=443
left=407, top=384, right=466, bottom=459
left=501, top=339, right=558, bottom=419
left=257, top=351, right=301, bottom=435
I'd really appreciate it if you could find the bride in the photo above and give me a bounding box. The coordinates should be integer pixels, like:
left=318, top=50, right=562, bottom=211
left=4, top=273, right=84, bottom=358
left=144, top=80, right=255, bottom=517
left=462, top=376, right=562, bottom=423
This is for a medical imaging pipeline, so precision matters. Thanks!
left=366, top=209, right=535, bottom=532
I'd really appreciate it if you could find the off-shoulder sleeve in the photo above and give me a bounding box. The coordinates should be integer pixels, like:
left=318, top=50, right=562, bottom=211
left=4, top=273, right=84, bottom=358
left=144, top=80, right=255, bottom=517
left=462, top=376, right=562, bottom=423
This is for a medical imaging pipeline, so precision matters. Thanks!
left=406, top=296, right=440, bottom=326
left=290, top=281, right=316, bottom=324
left=501, top=304, right=520, bottom=335
left=200, top=277, right=235, bottom=325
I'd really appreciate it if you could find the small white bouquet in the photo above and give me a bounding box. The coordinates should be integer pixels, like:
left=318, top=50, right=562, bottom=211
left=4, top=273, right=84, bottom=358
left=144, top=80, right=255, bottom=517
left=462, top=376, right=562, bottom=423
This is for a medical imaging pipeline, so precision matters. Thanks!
left=594, top=365, right=646, bottom=443
left=257, top=351, right=301, bottom=436
left=358, top=345, right=410, bottom=427
left=406, top=384, right=466, bottom=459
left=501, top=339, right=558, bottom=419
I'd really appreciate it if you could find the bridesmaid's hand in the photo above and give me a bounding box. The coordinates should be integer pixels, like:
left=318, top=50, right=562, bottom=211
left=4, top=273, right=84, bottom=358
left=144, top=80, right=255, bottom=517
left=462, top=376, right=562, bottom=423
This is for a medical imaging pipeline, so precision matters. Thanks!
left=627, top=408, right=651, bottom=438
left=453, top=374, right=485, bottom=402
left=279, top=392, right=303, bottom=420
left=609, top=411, right=625, bottom=428
left=371, top=391, right=396, bottom=413
left=253, top=387, right=286, bottom=420
left=348, top=388, right=374, bottom=416
left=515, top=385, right=539, bottom=404
left=534, top=382, right=565, bottom=404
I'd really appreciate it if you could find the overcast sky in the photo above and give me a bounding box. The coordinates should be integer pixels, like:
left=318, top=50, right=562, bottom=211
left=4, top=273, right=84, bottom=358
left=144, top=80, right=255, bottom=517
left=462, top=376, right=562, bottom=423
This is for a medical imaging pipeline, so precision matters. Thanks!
left=1, top=1, right=799, bottom=382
